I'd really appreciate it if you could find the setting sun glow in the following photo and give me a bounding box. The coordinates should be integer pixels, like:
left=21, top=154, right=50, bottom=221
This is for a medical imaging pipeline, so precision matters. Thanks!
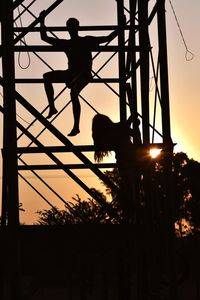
left=150, top=148, right=162, bottom=159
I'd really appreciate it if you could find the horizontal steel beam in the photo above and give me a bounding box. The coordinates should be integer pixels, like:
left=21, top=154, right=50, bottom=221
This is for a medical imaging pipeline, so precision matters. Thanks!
left=13, top=45, right=141, bottom=52
left=16, top=144, right=166, bottom=154
left=18, top=163, right=116, bottom=170
left=15, top=78, right=120, bottom=84
left=13, top=25, right=135, bottom=32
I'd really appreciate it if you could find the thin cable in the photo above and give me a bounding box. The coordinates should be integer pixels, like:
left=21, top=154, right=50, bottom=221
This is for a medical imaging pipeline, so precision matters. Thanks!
left=168, top=0, right=194, bottom=61
left=16, top=113, right=32, bottom=125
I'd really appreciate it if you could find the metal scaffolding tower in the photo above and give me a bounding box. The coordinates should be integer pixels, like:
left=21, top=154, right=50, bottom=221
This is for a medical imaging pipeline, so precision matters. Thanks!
left=0, top=0, right=177, bottom=299
left=1, top=0, right=173, bottom=224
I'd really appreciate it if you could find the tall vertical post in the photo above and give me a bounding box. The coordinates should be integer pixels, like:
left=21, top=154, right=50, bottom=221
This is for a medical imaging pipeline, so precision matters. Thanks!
left=127, top=0, right=137, bottom=118
left=1, top=0, right=19, bottom=226
left=157, top=0, right=171, bottom=144
left=130, top=0, right=137, bottom=102
left=138, top=0, right=150, bottom=144
left=1, top=2, right=21, bottom=298
left=157, top=2, right=176, bottom=299
left=116, top=0, right=127, bottom=123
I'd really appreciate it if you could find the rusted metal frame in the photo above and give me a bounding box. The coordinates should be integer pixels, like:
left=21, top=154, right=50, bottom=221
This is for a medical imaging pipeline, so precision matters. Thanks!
left=15, top=91, right=119, bottom=195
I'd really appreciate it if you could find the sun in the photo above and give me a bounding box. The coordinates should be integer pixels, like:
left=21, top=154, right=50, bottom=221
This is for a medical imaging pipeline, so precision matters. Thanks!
left=150, top=148, right=162, bottom=159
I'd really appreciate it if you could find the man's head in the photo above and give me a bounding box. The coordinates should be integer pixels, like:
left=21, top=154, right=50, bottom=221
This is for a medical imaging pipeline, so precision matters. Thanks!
left=66, top=18, right=79, bottom=33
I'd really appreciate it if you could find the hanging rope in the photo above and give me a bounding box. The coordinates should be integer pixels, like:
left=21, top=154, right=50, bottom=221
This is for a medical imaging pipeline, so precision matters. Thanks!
left=168, top=0, right=194, bottom=61
left=15, top=6, right=31, bottom=69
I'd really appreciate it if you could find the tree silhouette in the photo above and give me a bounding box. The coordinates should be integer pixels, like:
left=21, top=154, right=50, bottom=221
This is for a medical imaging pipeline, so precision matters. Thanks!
left=182, top=158, right=200, bottom=234
left=35, top=152, right=200, bottom=236
left=36, top=191, right=118, bottom=225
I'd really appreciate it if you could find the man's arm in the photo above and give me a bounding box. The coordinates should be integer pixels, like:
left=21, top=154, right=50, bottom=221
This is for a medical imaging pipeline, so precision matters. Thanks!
left=95, top=15, right=126, bottom=44
left=39, top=11, right=58, bottom=45
left=94, top=30, right=118, bottom=45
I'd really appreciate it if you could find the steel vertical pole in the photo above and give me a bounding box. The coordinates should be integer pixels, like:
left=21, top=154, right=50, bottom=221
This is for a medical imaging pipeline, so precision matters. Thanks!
left=1, top=2, right=21, bottom=299
left=1, top=0, right=19, bottom=226
left=157, top=2, right=176, bottom=300
left=138, top=0, right=150, bottom=144
left=157, top=0, right=171, bottom=143
left=116, top=0, right=127, bottom=123
left=129, top=0, right=137, bottom=113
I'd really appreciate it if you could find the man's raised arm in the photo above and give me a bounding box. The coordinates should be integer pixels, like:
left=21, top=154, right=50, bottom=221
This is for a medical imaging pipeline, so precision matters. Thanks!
left=96, top=15, right=127, bottom=45
left=39, top=10, right=57, bottom=45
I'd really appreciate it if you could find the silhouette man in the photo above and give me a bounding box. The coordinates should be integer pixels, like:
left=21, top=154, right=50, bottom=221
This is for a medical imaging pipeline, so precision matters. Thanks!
left=39, top=11, right=120, bottom=136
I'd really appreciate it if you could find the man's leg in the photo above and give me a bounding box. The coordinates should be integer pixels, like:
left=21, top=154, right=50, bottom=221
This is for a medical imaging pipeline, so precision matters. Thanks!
left=68, top=88, right=80, bottom=136
left=68, top=77, right=90, bottom=136
left=43, top=71, right=60, bottom=118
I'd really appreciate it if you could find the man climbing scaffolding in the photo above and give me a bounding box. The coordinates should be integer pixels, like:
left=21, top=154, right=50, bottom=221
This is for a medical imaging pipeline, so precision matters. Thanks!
left=39, top=11, right=121, bottom=136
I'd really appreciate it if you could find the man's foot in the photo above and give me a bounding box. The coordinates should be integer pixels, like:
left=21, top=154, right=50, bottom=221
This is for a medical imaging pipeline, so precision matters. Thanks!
left=46, top=107, right=58, bottom=119
left=68, top=128, right=80, bottom=137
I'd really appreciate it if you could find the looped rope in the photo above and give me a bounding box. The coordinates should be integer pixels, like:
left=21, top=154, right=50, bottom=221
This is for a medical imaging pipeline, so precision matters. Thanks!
left=185, top=50, right=194, bottom=62
left=16, top=6, right=31, bottom=69
left=168, top=0, right=194, bottom=62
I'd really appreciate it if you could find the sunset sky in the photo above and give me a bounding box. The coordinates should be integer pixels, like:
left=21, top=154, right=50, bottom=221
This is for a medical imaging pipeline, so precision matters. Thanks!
left=0, top=0, right=200, bottom=224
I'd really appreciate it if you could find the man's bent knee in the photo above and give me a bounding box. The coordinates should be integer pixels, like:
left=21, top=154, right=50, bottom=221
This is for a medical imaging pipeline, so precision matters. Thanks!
left=43, top=72, right=53, bottom=82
